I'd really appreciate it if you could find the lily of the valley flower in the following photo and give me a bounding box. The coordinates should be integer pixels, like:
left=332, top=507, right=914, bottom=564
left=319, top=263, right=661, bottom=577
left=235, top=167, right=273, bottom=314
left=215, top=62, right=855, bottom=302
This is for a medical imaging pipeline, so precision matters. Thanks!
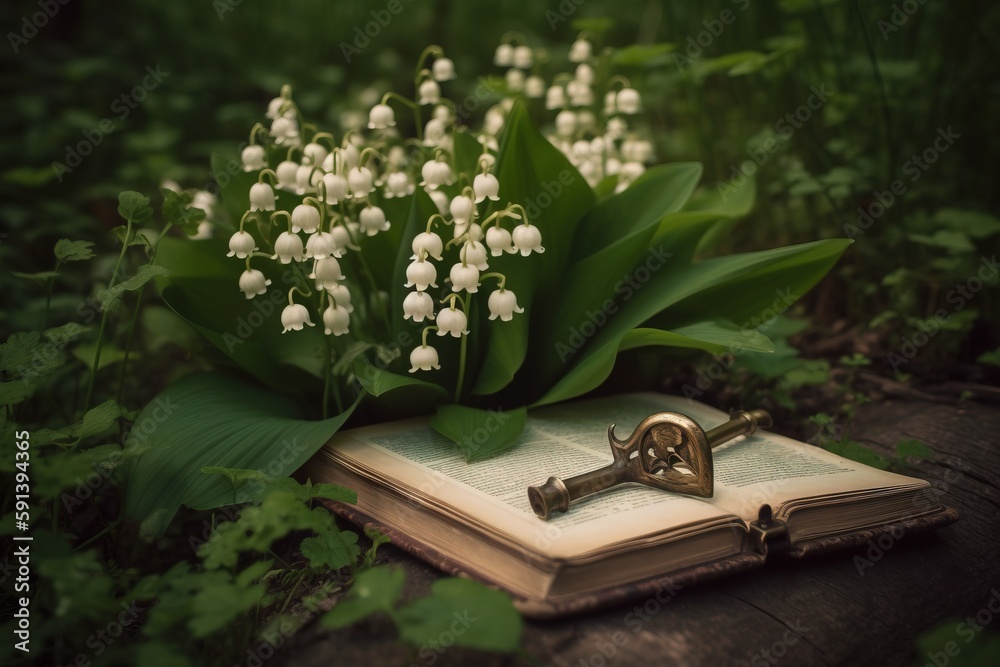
left=449, top=262, right=480, bottom=293
left=359, top=205, right=390, bottom=236
left=242, top=145, right=267, bottom=172
left=545, top=85, right=567, bottom=110
left=384, top=171, right=414, bottom=198
left=512, top=223, right=544, bottom=256
left=249, top=182, right=276, bottom=211
left=326, top=284, right=354, bottom=313
left=616, top=88, right=642, bottom=114
left=409, top=344, right=441, bottom=372
left=347, top=166, right=375, bottom=197
left=436, top=306, right=469, bottom=337
left=368, top=103, right=396, bottom=129
left=512, top=45, right=533, bottom=69
left=525, top=76, right=546, bottom=98
left=405, top=256, right=438, bottom=291
left=270, top=116, right=299, bottom=145
left=275, top=160, right=298, bottom=191
left=432, top=57, right=456, bottom=81
left=310, top=257, right=345, bottom=289
left=322, top=303, right=351, bottom=336
left=403, top=291, right=435, bottom=322
left=239, top=269, right=271, bottom=299
left=281, top=303, right=313, bottom=333
left=418, top=79, right=441, bottom=105
left=420, top=159, right=454, bottom=190
left=323, top=173, right=349, bottom=204
left=411, top=231, right=444, bottom=261
left=485, top=225, right=514, bottom=256
left=428, top=190, right=449, bottom=216
left=569, top=38, right=592, bottom=62
left=462, top=240, right=489, bottom=271
left=449, top=195, right=475, bottom=225
left=272, top=231, right=304, bottom=264
left=227, top=231, right=257, bottom=259
left=493, top=43, right=514, bottom=67
left=305, top=231, right=342, bottom=260
left=291, top=204, right=321, bottom=233
left=473, top=173, right=500, bottom=203
left=488, top=288, right=525, bottom=321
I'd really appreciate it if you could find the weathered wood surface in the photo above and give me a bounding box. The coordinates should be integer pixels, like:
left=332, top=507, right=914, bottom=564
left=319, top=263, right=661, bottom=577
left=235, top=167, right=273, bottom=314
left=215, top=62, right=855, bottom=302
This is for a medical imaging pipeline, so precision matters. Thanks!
left=279, top=398, right=1000, bottom=667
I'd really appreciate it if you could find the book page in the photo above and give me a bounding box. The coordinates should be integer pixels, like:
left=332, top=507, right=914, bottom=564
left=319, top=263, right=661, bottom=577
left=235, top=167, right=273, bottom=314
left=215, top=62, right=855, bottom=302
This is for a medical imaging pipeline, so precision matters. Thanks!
left=329, top=396, right=741, bottom=560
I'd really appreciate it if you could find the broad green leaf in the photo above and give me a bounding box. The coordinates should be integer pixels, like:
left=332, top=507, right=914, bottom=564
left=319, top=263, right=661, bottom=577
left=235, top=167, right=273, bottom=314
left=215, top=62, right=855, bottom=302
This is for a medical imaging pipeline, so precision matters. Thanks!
left=621, top=322, right=774, bottom=355
left=397, top=578, right=522, bottom=652
left=101, top=264, right=171, bottom=313
left=72, top=342, right=130, bottom=371
left=54, top=239, right=96, bottom=262
left=534, top=239, right=851, bottom=406
left=117, top=191, right=153, bottom=224
left=300, top=528, right=361, bottom=569
left=123, top=373, right=360, bottom=536
left=322, top=566, right=405, bottom=628
left=472, top=102, right=596, bottom=395
left=353, top=359, right=446, bottom=398
left=429, top=404, right=527, bottom=461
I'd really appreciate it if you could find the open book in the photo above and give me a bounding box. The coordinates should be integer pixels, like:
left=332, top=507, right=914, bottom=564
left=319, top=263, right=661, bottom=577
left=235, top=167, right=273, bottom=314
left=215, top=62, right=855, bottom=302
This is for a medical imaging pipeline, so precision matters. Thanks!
left=301, top=393, right=957, bottom=618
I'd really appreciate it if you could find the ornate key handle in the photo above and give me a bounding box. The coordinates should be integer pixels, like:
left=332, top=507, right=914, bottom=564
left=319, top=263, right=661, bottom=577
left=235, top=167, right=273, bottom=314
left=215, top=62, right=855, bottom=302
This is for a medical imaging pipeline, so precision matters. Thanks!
left=527, top=409, right=772, bottom=520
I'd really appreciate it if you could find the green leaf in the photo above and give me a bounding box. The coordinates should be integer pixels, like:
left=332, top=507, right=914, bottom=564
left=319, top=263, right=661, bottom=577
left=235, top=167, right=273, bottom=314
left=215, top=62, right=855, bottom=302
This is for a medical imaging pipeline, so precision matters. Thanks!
left=933, top=208, right=1000, bottom=239
left=11, top=270, right=61, bottom=281
left=101, top=264, right=171, bottom=313
left=54, top=239, right=96, bottom=262
left=895, top=439, right=933, bottom=462
left=321, top=566, right=405, bottom=628
left=620, top=322, right=774, bottom=356
left=429, top=404, right=527, bottom=461
left=117, top=191, right=153, bottom=224
left=472, top=102, right=596, bottom=395
left=977, top=348, right=1000, bottom=367
left=353, top=359, right=447, bottom=399
left=612, top=43, right=676, bottom=66
left=77, top=400, right=129, bottom=440
left=0, top=380, right=35, bottom=406
left=534, top=239, right=851, bottom=407
left=72, top=342, right=130, bottom=371
left=310, top=483, right=357, bottom=504
left=397, top=578, right=522, bottom=652
left=123, top=373, right=360, bottom=536
left=162, top=188, right=206, bottom=234
left=300, top=528, right=361, bottom=569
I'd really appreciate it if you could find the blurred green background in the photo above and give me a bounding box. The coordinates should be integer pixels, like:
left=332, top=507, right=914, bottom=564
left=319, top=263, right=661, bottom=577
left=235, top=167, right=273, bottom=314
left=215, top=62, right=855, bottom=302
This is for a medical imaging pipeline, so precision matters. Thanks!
left=2, top=0, right=998, bottom=377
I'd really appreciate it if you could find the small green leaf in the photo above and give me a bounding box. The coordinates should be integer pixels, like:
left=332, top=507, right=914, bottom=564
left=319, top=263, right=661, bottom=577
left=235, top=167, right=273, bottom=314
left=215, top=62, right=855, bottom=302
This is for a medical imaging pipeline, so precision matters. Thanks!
left=117, top=191, right=153, bottom=224
left=321, top=566, right=405, bottom=629
left=0, top=380, right=35, bottom=406
left=300, top=528, right=361, bottom=569
left=397, top=578, right=522, bottom=652
left=612, top=43, right=676, bottom=66
left=54, top=239, right=96, bottom=262
left=429, top=405, right=527, bottom=461
left=310, top=483, right=357, bottom=504
left=978, top=348, right=1000, bottom=367
left=101, top=264, right=170, bottom=313
left=162, top=188, right=206, bottom=234
left=12, top=270, right=62, bottom=281
left=895, top=439, right=933, bottom=462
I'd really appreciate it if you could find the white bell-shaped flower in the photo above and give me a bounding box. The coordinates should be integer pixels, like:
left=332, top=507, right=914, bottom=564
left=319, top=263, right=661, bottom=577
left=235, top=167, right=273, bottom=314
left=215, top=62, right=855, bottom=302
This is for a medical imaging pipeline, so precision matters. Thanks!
left=462, top=240, right=489, bottom=271
left=409, top=344, right=441, bottom=373
left=384, top=171, right=414, bottom=198
left=368, top=103, right=396, bottom=129
left=569, top=38, right=592, bottom=63
left=423, top=118, right=448, bottom=148
left=305, top=231, right=342, bottom=260
left=347, top=166, right=375, bottom=197
left=387, top=145, right=408, bottom=168
left=567, top=79, right=593, bottom=107
left=242, top=145, right=267, bottom=172
left=603, top=91, right=618, bottom=115
left=249, top=182, right=276, bottom=211
left=342, top=142, right=361, bottom=169
left=616, top=88, right=642, bottom=114
left=473, top=173, right=500, bottom=203
left=512, top=45, right=533, bottom=69
left=466, top=223, right=484, bottom=242
left=432, top=57, right=456, bottom=81
left=485, top=225, right=514, bottom=256
left=191, top=221, right=213, bottom=240
left=505, top=69, right=525, bottom=92
left=331, top=222, right=361, bottom=251
left=270, top=116, right=300, bottom=145
left=404, top=257, right=438, bottom=291
left=303, top=142, right=328, bottom=167
left=449, top=195, right=475, bottom=224
left=359, top=205, right=390, bottom=236
left=403, top=291, right=435, bottom=322
left=512, top=223, right=544, bottom=256
left=266, top=96, right=286, bottom=119
left=239, top=269, right=271, bottom=299
left=525, top=76, right=545, bottom=98
left=418, top=79, right=441, bottom=105
left=322, top=303, right=351, bottom=336
left=281, top=303, right=314, bottom=333
left=488, top=288, right=525, bottom=321
left=326, top=284, right=354, bottom=313
left=606, top=116, right=628, bottom=139
left=291, top=204, right=321, bottom=233
left=273, top=231, right=304, bottom=264
left=420, top=160, right=454, bottom=190
left=483, top=108, right=505, bottom=136
left=275, top=160, right=299, bottom=191
left=323, top=173, right=349, bottom=204
left=227, top=231, right=257, bottom=258
left=310, top=257, right=345, bottom=289
left=555, top=110, right=577, bottom=138
left=411, top=231, right=444, bottom=261
left=436, top=307, right=469, bottom=338
left=449, top=262, right=480, bottom=293
left=493, top=43, right=513, bottom=66
left=295, top=164, right=320, bottom=195
left=545, top=85, right=567, bottom=110
left=622, top=138, right=654, bottom=163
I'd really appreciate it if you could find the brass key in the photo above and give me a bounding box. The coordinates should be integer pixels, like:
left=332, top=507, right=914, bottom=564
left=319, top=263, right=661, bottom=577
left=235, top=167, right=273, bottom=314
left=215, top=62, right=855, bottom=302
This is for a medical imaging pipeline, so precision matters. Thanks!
left=527, top=409, right=772, bottom=520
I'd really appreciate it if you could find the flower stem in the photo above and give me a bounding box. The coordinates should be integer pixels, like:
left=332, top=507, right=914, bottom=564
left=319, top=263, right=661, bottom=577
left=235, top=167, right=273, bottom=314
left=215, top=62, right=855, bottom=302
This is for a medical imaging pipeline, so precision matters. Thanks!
left=454, top=294, right=470, bottom=403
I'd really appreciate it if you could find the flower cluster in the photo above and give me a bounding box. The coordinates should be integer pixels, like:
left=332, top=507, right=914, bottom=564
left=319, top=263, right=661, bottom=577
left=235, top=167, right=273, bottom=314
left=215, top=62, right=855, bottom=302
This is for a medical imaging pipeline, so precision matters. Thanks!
left=493, top=33, right=654, bottom=192
left=222, top=47, right=542, bottom=376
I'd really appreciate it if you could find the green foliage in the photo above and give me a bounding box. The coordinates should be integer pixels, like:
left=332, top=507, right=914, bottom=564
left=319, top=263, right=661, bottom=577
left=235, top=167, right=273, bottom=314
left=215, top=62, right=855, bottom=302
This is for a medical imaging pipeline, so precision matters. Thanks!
left=429, top=404, right=528, bottom=461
